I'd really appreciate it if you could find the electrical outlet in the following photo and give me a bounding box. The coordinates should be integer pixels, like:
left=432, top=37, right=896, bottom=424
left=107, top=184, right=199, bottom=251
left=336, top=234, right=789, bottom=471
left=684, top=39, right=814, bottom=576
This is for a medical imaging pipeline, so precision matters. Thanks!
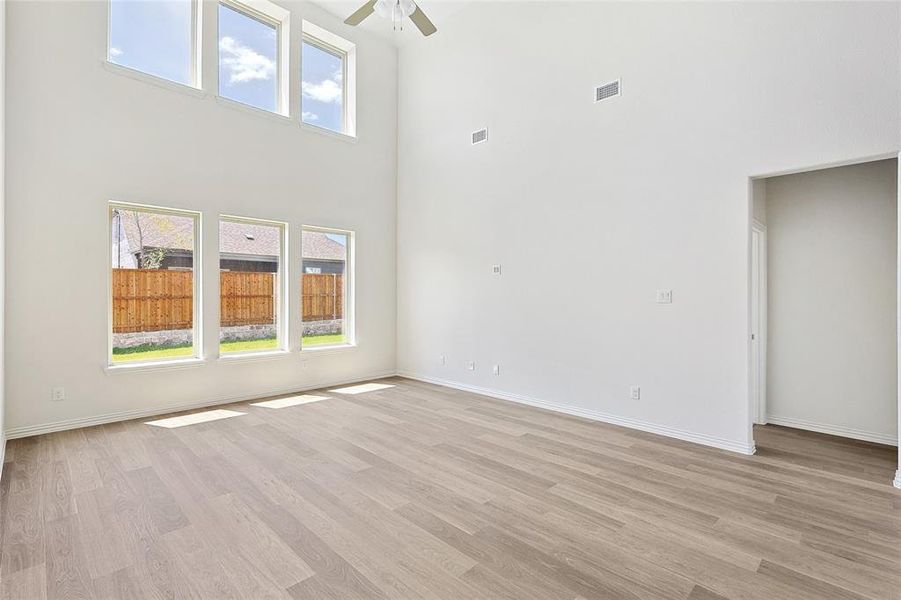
left=467, top=361, right=475, bottom=371
left=492, top=364, right=500, bottom=375
left=440, top=355, right=446, bottom=366
left=51, top=387, right=66, bottom=402
left=656, top=289, right=673, bottom=304
left=630, top=386, right=640, bottom=400
left=492, top=265, right=502, bottom=275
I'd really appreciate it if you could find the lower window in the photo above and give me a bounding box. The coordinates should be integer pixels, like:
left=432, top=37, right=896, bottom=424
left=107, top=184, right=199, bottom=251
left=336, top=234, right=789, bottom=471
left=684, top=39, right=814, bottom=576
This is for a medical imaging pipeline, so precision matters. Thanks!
left=301, top=227, right=352, bottom=348
left=219, top=216, right=286, bottom=355
left=110, top=203, right=201, bottom=364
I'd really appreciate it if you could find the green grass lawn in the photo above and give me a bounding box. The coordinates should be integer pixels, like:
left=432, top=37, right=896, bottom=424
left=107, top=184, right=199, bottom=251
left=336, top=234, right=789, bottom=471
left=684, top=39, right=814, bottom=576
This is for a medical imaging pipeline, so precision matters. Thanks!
left=112, top=333, right=348, bottom=363
left=302, top=333, right=347, bottom=347
left=220, top=337, right=279, bottom=355
left=111, top=344, right=195, bottom=363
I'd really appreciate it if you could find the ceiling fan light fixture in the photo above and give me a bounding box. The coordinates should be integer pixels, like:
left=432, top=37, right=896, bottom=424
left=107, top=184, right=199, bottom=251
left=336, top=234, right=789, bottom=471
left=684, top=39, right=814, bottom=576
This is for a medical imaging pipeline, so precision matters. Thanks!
left=374, top=0, right=416, bottom=27
left=344, top=0, right=436, bottom=37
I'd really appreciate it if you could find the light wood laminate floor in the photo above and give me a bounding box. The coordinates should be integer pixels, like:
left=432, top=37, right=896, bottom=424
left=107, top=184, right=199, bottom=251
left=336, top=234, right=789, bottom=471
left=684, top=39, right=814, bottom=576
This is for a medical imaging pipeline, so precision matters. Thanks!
left=1, top=377, right=899, bottom=599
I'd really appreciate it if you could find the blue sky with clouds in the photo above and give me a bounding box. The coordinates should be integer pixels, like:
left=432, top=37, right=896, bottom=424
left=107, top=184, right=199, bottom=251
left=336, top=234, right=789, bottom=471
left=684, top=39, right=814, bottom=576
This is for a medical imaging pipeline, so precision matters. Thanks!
left=301, top=43, right=343, bottom=132
left=109, top=0, right=345, bottom=132
left=218, top=3, right=277, bottom=111
left=109, top=0, right=193, bottom=84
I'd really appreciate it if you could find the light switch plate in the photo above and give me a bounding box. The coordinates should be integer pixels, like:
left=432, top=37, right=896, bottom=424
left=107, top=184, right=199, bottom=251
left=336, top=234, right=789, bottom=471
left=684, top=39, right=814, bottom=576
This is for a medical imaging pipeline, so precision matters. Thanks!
left=656, top=289, right=673, bottom=304
left=630, top=386, right=640, bottom=400
left=492, top=265, right=502, bottom=275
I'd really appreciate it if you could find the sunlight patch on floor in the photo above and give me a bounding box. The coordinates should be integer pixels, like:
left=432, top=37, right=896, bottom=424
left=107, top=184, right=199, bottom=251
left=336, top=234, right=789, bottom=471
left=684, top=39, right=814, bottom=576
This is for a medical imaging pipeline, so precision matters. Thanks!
left=146, top=409, right=246, bottom=428
left=250, top=394, right=329, bottom=409
left=330, top=383, right=395, bottom=395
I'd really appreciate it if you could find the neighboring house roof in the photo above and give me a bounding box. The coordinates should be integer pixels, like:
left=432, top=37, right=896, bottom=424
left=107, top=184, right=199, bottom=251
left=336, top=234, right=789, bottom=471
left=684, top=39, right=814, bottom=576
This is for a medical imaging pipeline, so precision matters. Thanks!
left=219, top=220, right=280, bottom=257
left=114, top=210, right=346, bottom=261
left=302, top=231, right=346, bottom=262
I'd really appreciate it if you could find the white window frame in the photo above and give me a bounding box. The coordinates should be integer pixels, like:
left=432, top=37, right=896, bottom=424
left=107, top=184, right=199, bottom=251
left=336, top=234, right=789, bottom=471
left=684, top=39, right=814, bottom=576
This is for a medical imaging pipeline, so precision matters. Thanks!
left=217, top=0, right=291, bottom=115
left=108, top=202, right=203, bottom=368
left=301, top=226, right=355, bottom=350
left=301, top=20, right=357, bottom=137
left=218, top=215, right=289, bottom=356
left=106, top=0, right=203, bottom=90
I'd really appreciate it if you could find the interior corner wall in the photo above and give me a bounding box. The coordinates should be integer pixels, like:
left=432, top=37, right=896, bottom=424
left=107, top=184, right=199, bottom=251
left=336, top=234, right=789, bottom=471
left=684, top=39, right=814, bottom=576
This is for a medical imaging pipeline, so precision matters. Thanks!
left=396, top=1, right=901, bottom=453
left=4, top=0, right=397, bottom=435
left=765, top=159, right=899, bottom=445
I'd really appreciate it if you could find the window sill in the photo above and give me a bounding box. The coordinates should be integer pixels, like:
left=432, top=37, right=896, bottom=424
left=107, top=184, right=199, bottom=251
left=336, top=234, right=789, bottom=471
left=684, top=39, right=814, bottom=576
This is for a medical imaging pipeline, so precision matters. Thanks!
left=301, top=343, right=357, bottom=357
left=102, top=60, right=206, bottom=98
left=218, top=349, right=292, bottom=363
left=104, top=357, right=206, bottom=374
left=215, top=96, right=292, bottom=124
left=299, top=121, right=357, bottom=144
left=102, top=60, right=357, bottom=143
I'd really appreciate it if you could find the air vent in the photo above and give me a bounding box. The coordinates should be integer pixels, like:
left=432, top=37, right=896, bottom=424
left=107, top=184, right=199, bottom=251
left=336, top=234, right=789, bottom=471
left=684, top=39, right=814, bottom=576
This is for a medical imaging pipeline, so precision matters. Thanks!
left=595, top=79, right=621, bottom=103
left=471, top=128, right=488, bottom=145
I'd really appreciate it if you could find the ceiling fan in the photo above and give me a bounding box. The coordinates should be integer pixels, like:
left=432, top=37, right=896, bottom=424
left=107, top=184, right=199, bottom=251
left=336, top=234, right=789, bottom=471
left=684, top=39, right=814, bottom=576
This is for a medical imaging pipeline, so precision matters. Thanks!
left=344, top=0, right=437, bottom=36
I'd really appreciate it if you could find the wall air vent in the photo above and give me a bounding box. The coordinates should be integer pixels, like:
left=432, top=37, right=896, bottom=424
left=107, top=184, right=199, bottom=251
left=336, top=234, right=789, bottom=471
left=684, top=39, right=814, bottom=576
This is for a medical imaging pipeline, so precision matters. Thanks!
left=471, top=128, right=488, bottom=145
left=595, top=79, right=621, bottom=103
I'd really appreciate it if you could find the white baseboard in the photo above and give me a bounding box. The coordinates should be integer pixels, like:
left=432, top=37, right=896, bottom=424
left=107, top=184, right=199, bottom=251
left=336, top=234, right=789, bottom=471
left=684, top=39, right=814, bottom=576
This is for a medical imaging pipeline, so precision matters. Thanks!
left=4, top=370, right=396, bottom=440
left=766, top=415, right=898, bottom=446
left=398, top=372, right=756, bottom=456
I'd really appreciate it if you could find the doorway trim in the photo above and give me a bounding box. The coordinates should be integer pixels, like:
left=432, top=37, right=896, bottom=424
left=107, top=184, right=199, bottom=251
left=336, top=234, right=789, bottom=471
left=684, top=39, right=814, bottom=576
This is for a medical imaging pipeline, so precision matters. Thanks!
left=895, top=152, right=901, bottom=489
left=750, top=220, right=767, bottom=425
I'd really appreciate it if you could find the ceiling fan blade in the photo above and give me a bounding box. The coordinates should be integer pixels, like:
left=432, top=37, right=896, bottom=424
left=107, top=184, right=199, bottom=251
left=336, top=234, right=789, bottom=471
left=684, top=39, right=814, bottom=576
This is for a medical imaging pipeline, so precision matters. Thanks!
left=409, top=5, right=437, bottom=36
left=344, top=0, right=377, bottom=26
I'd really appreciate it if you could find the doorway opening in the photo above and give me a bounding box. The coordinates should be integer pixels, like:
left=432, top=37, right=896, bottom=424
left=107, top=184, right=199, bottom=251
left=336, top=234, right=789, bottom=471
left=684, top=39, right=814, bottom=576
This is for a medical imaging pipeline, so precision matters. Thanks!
left=749, top=156, right=900, bottom=487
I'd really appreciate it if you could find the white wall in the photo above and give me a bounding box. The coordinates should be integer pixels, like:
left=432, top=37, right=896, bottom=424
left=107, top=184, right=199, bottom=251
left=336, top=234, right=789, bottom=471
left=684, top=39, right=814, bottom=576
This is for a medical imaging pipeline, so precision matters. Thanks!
left=766, top=159, right=898, bottom=445
left=0, top=0, right=6, bottom=464
left=4, top=0, right=397, bottom=434
left=397, top=1, right=900, bottom=453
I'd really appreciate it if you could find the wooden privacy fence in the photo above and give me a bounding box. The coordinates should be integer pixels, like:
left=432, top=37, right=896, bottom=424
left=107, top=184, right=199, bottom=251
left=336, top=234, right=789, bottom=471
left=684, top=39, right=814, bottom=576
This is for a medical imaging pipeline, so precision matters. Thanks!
left=303, top=273, right=344, bottom=322
left=220, top=271, right=276, bottom=327
left=112, top=268, right=194, bottom=333
left=112, top=269, right=343, bottom=333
